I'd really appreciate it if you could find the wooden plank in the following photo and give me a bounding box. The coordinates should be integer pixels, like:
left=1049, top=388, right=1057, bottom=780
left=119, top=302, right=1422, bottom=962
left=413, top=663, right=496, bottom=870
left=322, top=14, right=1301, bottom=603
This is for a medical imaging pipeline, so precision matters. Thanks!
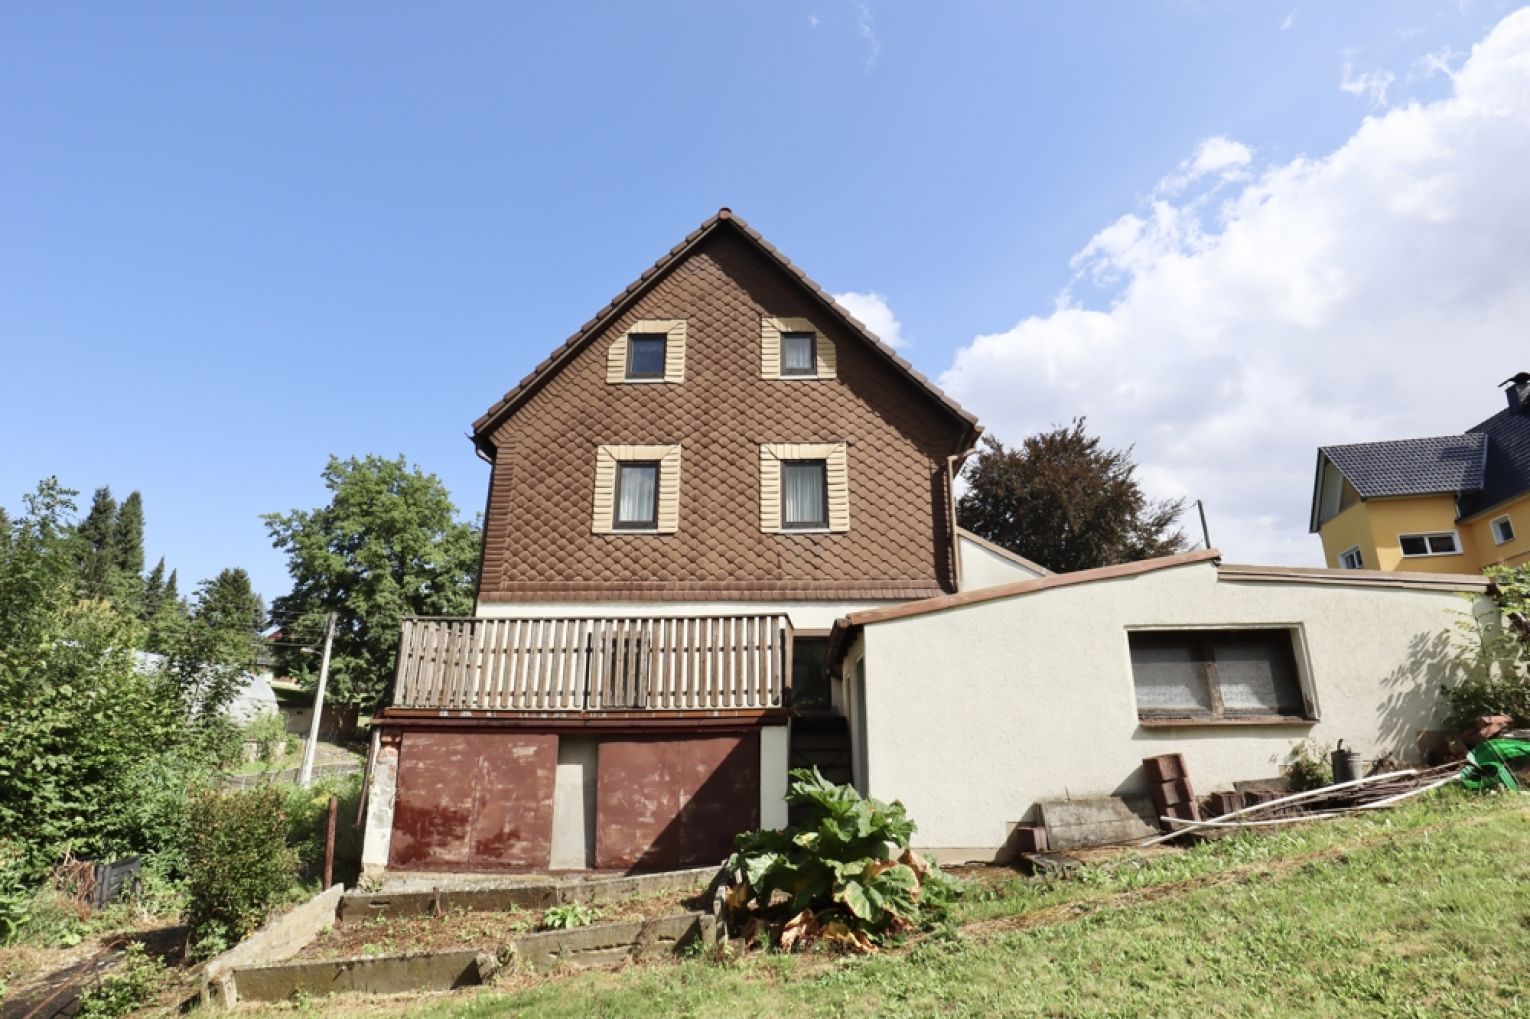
left=646, top=619, right=660, bottom=709
left=492, top=619, right=511, bottom=710
left=394, top=618, right=416, bottom=706
left=662, top=618, right=676, bottom=709
left=512, top=617, right=532, bottom=710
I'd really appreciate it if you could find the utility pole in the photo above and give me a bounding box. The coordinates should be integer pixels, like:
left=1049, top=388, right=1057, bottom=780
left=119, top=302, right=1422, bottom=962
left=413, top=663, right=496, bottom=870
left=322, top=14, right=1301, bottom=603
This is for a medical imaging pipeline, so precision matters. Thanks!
left=298, top=612, right=338, bottom=789
left=1196, top=499, right=1212, bottom=550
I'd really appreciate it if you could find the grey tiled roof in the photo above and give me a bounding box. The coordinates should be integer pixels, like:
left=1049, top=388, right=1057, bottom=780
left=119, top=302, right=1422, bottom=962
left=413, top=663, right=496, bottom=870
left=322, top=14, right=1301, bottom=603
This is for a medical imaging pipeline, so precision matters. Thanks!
left=1459, top=408, right=1530, bottom=517
left=1321, top=434, right=1487, bottom=498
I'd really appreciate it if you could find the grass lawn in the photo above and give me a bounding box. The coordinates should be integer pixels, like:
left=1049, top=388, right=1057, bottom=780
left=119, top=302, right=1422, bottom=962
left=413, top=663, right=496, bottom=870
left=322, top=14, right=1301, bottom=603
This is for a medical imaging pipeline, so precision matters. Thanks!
left=238, top=789, right=1530, bottom=1018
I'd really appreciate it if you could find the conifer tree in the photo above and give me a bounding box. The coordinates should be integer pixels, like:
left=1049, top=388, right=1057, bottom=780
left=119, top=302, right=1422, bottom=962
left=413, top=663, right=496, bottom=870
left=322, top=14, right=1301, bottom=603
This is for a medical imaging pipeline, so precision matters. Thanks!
left=142, top=557, right=167, bottom=621
left=114, top=491, right=146, bottom=579
left=77, top=487, right=119, bottom=599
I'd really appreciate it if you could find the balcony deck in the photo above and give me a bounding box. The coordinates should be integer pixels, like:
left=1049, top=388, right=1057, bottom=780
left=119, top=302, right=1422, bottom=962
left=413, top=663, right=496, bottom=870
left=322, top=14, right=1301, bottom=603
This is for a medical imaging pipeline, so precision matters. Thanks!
left=390, top=614, right=794, bottom=715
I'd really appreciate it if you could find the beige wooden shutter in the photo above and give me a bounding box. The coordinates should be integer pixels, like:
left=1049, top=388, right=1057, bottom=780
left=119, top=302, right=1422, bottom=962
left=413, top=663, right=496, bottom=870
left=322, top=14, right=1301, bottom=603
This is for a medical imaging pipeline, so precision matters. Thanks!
left=607, top=320, right=686, bottom=384
left=591, top=447, right=619, bottom=533
left=815, top=334, right=837, bottom=378
left=656, top=445, right=681, bottom=532
left=759, top=446, right=782, bottom=532
left=825, top=443, right=849, bottom=532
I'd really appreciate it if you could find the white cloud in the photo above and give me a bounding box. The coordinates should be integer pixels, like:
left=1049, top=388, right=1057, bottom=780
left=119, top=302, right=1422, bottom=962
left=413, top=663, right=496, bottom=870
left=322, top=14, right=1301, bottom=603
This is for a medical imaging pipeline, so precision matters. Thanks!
left=1340, top=59, right=1397, bottom=107
left=856, top=2, right=880, bottom=69
left=833, top=290, right=908, bottom=348
left=808, top=12, right=820, bottom=29
left=1281, top=11, right=1296, bottom=31
left=1155, top=135, right=1254, bottom=196
left=939, top=9, right=1530, bottom=567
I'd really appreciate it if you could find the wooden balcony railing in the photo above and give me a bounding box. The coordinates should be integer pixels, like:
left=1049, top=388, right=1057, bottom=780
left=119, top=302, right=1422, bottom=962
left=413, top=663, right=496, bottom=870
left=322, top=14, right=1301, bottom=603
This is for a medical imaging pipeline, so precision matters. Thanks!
left=391, top=614, right=793, bottom=712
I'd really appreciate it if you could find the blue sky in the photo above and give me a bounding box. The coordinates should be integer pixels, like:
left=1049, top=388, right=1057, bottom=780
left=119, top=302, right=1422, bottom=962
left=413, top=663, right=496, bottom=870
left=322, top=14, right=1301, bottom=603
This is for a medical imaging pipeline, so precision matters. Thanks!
left=3, top=1, right=1526, bottom=602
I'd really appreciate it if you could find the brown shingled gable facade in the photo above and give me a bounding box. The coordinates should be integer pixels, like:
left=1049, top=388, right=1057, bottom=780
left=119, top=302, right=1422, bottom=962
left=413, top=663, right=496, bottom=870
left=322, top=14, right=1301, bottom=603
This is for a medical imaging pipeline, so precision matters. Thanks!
left=475, top=210, right=983, bottom=604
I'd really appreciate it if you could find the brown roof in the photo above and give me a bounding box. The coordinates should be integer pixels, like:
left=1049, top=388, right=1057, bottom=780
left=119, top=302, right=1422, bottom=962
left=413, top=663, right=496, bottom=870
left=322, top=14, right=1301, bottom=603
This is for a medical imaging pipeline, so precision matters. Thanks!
left=471, top=208, right=981, bottom=456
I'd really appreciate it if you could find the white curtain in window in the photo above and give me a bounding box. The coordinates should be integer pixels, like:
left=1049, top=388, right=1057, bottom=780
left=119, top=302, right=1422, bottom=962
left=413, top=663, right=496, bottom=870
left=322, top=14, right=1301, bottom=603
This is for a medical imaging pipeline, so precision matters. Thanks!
left=617, top=464, right=658, bottom=523
left=1129, top=642, right=1210, bottom=712
left=782, top=333, right=815, bottom=373
left=783, top=461, right=826, bottom=525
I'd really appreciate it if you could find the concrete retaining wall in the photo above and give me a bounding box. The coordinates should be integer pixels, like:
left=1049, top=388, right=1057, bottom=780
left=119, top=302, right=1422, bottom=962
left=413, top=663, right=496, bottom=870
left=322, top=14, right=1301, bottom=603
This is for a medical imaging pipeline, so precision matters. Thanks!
left=202, top=884, right=345, bottom=1006
left=339, top=865, right=719, bottom=921
left=227, top=912, right=716, bottom=1002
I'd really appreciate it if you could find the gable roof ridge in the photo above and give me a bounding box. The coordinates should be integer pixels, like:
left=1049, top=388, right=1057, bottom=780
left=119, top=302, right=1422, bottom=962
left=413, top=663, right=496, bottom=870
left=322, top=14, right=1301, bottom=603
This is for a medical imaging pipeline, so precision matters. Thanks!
left=471, top=208, right=981, bottom=451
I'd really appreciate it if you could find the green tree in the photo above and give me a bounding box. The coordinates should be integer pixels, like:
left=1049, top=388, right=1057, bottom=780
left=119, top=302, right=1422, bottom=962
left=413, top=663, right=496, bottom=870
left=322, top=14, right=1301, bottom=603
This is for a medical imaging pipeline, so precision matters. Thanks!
left=142, top=557, right=167, bottom=621
left=264, top=455, right=480, bottom=712
left=958, top=419, right=1188, bottom=574
left=114, top=491, right=146, bottom=579
left=76, top=486, right=119, bottom=600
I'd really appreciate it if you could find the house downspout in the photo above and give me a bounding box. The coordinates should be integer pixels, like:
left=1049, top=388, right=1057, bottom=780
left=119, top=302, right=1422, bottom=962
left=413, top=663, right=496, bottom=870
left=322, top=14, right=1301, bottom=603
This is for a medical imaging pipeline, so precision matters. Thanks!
left=946, top=454, right=963, bottom=593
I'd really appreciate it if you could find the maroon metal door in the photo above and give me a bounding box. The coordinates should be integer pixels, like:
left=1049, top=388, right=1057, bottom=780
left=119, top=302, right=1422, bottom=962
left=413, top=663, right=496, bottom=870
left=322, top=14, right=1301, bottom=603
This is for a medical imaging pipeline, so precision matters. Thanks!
left=595, top=732, right=760, bottom=870
left=388, top=731, right=557, bottom=871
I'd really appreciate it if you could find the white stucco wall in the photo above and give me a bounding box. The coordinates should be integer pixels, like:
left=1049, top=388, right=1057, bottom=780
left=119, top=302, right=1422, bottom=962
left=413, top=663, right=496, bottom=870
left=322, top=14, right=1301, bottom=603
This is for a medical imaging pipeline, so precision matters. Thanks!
left=956, top=533, right=1048, bottom=590
left=857, top=560, right=1487, bottom=856
left=473, top=599, right=897, bottom=632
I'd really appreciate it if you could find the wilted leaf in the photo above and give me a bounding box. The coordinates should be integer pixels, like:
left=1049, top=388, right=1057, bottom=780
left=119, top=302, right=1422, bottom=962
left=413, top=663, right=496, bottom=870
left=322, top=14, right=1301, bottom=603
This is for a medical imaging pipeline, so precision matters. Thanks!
left=724, top=881, right=751, bottom=913
left=779, top=908, right=818, bottom=951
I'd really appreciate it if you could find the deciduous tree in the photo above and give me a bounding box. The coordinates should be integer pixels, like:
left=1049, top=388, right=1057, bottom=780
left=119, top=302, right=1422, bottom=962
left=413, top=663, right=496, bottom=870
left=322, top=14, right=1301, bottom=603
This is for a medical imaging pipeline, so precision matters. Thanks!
left=957, top=419, right=1187, bottom=574
left=264, top=455, right=480, bottom=713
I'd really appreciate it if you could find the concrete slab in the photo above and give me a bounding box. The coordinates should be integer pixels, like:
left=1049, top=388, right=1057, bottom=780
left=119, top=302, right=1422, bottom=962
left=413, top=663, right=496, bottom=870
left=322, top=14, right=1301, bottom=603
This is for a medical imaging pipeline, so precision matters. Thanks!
left=1037, top=796, right=1158, bottom=850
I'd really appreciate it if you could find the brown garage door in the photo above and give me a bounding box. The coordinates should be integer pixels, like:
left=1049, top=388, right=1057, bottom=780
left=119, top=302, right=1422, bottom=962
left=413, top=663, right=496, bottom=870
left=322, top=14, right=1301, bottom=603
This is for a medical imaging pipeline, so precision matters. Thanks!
left=596, top=733, right=760, bottom=870
left=389, top=731, right=556, bottom=871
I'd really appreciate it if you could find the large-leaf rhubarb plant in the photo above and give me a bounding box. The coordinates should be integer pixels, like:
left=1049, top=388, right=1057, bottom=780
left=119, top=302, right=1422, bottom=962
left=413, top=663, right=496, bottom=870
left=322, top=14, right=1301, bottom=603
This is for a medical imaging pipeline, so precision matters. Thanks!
left=724, top=768, right=960, bottom=951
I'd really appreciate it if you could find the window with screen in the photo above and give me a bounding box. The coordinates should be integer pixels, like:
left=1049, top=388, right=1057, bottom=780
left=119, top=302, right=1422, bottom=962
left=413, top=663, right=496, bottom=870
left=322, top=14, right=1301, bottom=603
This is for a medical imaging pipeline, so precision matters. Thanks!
left=1128, top=629, right=1308, bottom=721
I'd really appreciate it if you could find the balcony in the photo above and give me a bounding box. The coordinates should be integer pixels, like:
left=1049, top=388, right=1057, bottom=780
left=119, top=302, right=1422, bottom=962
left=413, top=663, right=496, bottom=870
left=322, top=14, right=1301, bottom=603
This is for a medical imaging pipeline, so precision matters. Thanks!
left=390, top=614, right=794, bottom=715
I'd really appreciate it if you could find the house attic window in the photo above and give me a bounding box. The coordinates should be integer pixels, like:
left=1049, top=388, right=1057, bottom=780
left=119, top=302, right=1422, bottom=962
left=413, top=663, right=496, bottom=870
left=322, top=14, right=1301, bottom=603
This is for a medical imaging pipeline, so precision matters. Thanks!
left=1492, top=515, right=1516, bottom=545
left=626, top=334, right=667, bottom=380
left=781, top=332, right=817, bottom=376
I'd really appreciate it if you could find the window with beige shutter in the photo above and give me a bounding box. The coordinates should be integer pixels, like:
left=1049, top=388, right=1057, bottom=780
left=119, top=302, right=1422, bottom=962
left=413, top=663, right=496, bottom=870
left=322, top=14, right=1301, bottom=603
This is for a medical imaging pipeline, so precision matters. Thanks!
left=761, top=317, right=836, bottom=380
left=759, top=443, right=849, bottom=533
left=606, top=320, right=686, bottom=384
left=592, top=444, right=681, bottom=533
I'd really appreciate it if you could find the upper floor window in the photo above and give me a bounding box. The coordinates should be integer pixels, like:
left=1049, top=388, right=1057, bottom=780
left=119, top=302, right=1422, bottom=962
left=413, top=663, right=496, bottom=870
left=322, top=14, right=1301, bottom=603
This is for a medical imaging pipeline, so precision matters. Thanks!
left=614, top=461, right=660, bottom=529
left=606, top=320, right=685, bottom=384
left=591, top=444, right=681, bottom=534
left=781, top=332, right=817, bottom=376
left=782, top=460, right=829, bottom=529
left=1398, top=532, right=1460, bottom=557
left=759, top=443, right=849, bottom=533
left=1129, top=629, right=1310, bottom=723
left=625, top=335, right=667, bottom=380
left=761, top=317, right=836, bottom=380
left=1338, top=546, right=1364, bottom=570
left=1492, top=515, right=1516, bottom=545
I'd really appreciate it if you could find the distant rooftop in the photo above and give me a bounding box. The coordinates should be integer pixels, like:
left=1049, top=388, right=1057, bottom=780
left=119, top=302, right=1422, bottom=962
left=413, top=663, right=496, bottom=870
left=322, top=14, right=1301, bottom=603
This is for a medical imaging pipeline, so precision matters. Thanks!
left=1320, top=434, right=1486, bottom=498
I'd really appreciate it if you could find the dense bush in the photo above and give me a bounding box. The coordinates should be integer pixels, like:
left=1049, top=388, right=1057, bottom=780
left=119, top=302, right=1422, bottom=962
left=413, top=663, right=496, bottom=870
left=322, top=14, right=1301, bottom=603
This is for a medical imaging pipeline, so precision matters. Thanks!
left=184, top=787, right=297, bottom=954
left=1443, top=564, right=1530, bottom=730
left=725, top=768, right=960, bottom=952
left=244, top=712, right=290, bottom=762
left=284, top=774, right=364, bottom=886
left=0, top=840, right=30, bottom=943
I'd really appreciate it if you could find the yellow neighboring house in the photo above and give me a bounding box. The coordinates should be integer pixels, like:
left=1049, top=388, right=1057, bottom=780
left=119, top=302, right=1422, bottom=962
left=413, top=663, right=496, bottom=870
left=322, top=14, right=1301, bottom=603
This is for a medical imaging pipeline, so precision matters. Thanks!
left=1310, top=373, right=1530, bottom=574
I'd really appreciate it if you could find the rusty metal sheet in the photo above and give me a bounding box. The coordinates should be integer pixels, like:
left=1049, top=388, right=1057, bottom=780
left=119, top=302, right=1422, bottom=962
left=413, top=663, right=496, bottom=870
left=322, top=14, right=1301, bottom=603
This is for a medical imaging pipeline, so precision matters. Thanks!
left=389, top=731, right=556, bottom=871
left=595, top=733, right=760, bottom=870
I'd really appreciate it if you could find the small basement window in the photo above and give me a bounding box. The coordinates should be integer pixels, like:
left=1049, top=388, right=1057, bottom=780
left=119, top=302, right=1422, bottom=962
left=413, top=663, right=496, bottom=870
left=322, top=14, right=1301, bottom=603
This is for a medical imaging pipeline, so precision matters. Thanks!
left=1129, top=629, right=1310, bottom=723
left=1492, top=515, right=1515, bottom=545
left=1338, top=546, right=1364, bottom=570
left=1398, top=532, right=1460, bottom=557
left=625, top=334, right=668, bottom=380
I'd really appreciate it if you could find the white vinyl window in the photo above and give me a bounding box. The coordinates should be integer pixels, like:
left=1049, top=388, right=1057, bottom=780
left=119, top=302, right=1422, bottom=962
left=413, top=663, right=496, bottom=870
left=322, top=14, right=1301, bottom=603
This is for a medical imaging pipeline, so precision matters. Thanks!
left=782, top=460, right=829, bottom=529
left=1338, top=546, right=1364, bottom=570
left=1492, top=515, right=1516, bottom=545
left=1398, top=532, right=1460, bottom=557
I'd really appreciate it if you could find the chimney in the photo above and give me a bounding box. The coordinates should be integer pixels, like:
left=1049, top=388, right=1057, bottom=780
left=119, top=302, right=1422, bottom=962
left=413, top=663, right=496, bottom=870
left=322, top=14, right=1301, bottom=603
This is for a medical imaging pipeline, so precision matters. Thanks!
left=1503, top=372, right=1530, bottom=414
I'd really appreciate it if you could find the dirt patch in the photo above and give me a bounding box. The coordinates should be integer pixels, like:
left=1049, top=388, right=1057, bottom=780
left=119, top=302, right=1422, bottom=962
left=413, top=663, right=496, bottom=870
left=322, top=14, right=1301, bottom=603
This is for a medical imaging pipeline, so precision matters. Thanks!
left=0, top=922, right=185, bottom=1019
left=300, top=886, right=710, bottom=961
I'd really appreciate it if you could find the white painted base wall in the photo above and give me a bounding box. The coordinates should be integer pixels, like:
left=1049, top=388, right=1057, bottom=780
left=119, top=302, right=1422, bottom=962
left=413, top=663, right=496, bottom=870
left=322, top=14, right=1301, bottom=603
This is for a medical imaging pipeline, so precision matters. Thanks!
left=759, top=725, right=790, bottom=829
left=856, top=561, right=1490, bottom=858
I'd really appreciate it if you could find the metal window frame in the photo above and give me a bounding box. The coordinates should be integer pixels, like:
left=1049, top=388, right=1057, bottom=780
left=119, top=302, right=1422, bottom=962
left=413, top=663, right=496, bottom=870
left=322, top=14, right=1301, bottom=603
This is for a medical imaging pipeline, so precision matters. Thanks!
left=624, top=333, right=668, bottom=381
left=779, top=331, right=818, bottom=377
left=780, top=459, right=829, bottom=530
left=612, top=460, right=661, bottom=530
